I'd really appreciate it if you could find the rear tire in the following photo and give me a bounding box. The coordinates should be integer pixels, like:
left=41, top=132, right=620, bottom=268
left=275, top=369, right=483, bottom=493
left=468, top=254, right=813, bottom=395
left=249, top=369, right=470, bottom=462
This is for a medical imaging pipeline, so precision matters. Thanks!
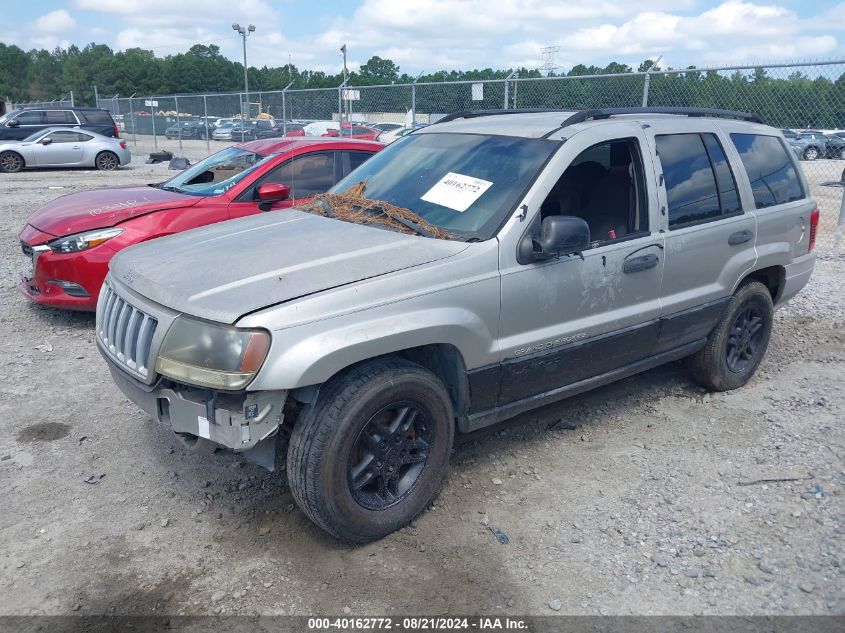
left=0, top=151, right=24, bottom=173
left=684, top=281, right=773, bottom=391
left=287, top=358, right=454, bottom=543
left=96, top=151, right=119, bottom=171
left=803, top=146, right=819, bottom=161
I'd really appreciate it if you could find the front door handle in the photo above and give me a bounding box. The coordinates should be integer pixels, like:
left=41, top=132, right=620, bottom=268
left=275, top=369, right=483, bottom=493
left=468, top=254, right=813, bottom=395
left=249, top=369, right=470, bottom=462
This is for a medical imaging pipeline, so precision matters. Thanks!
left=729, top=229, right=753, bottom=245
left=623, top=253, right=659, bottom=273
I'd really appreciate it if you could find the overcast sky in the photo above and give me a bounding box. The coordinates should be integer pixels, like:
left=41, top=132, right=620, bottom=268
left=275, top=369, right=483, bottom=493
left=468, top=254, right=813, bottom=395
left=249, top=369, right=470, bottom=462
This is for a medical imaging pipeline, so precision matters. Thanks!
left=3, top=0, right=845, bottom=74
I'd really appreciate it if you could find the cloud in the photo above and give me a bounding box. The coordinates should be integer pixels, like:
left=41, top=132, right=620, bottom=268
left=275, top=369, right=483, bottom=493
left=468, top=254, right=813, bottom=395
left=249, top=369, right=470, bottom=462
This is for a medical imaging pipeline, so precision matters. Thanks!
left=73, top=0, right=276, bottom=24
left=31, top=36, right=72, bottom=50
left=555, top=1, right=838, bottom=67
left=34, top=10, right=77, bottom=33
left=40, top=0, right=842, bottom=73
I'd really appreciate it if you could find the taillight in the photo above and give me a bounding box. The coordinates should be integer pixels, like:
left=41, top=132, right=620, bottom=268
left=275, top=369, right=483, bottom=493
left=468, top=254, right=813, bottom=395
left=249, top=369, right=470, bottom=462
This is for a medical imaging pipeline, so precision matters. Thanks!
left=808, top=208, right=820, bottom=252
left=119, top=141, right=127, bottom=149
left=113, top=123, right=120, bottom=138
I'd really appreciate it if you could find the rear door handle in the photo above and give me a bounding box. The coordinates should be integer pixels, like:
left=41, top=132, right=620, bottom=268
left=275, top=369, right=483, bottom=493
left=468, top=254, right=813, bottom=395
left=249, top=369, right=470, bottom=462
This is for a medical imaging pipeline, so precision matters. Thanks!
left=623, top=253, right=659, bottom=273
left=728, top=229, right=753, bottom=245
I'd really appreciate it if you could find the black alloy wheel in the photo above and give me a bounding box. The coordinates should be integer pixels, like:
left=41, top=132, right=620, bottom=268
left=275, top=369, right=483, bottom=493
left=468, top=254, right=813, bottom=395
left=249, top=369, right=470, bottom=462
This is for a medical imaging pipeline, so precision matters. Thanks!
left=347, top=401, right=433, bottom=510
left=725, top=306, right=765, bottom=373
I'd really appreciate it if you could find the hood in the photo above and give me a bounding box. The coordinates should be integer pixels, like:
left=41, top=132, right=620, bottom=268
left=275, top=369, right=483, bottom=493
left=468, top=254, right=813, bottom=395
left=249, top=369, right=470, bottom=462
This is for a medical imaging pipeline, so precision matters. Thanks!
left=26, top=185, right=201, bottom=237
left=110, top=210, right=469, bottom=323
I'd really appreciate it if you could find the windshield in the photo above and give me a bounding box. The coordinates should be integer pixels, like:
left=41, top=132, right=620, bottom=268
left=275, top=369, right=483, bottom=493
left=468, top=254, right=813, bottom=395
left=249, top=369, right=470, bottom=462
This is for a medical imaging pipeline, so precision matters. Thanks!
left=23, top=130, right=47, bottom=142
left=0, top=111, right=14, bottom=125
left=330, top=132, right=558, bottom=239
left=162, top=146, right=272, bottom=197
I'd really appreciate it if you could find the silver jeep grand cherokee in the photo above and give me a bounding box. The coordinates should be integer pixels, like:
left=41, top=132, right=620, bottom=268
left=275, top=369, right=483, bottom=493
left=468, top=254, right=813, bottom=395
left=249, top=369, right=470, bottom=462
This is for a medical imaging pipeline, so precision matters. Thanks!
left=96, top=107, right=818, bottom=542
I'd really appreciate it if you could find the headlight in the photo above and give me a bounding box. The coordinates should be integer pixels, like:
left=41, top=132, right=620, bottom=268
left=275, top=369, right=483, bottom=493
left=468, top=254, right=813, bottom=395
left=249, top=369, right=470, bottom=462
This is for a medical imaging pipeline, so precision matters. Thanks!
left=49, top=228, right=124, bottom=254
left=155, top=317, right=271, bottom=390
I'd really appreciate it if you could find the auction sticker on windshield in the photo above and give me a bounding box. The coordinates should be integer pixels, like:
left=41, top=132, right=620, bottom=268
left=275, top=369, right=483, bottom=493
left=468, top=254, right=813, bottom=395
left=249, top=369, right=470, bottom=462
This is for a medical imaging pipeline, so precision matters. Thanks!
left=421, top=172, right=493, bottom=212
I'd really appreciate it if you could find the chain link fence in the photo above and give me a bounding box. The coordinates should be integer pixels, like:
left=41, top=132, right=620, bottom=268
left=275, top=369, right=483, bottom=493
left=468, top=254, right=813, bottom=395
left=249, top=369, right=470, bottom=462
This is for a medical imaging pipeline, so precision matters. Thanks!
left=79, top=60, right=845, bottom=249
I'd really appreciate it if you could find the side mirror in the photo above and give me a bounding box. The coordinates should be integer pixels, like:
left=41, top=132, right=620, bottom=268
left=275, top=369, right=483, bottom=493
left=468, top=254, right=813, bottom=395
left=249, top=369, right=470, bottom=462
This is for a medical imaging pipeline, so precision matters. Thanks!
left=529, top=216, right=591, bottom=261
left=7, top=119, right=20, bottom=128
left=256, top=182, right=291, bottom=211
left=41, top=137, right=53, bottom=146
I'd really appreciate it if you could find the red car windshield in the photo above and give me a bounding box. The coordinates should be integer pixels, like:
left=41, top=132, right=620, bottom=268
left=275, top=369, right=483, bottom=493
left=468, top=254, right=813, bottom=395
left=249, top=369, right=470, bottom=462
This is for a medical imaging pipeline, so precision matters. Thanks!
left=162, top=146, right=274, bottom=197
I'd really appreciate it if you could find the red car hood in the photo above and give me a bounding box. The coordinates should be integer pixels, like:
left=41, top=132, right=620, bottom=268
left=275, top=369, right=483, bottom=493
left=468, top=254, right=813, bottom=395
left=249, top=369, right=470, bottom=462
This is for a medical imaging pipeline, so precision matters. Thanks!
left=26, top=185, right=201, bottom=237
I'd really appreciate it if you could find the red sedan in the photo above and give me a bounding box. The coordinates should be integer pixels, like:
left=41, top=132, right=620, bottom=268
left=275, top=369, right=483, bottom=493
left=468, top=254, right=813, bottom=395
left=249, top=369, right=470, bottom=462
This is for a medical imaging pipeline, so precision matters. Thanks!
left=19, top=137, right=382, bottom=310
left=322, top=124, right=380, bottom=141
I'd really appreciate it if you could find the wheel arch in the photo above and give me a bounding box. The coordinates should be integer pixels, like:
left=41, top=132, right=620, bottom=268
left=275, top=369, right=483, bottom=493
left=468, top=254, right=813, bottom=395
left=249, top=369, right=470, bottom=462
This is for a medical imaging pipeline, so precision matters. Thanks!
left=289, top=343, right=470, bottom=422
left=736, top=265, right=785, bottom=303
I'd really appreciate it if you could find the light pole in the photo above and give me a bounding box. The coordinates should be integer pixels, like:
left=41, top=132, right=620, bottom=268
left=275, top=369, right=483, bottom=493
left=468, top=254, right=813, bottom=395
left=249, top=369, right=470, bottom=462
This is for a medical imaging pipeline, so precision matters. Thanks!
left=340, top=44, right=348, bottom=135
left=232, top=23, right=256, bottom=121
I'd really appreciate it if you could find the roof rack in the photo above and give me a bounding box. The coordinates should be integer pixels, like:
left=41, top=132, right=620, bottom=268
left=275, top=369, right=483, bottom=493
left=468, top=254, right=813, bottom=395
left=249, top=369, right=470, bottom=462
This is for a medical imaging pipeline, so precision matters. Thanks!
left=433, top=109, right=561, bottom=125
left=560, top=107, right=763, bottom=126
left=432, top=106, right=763, bottom=128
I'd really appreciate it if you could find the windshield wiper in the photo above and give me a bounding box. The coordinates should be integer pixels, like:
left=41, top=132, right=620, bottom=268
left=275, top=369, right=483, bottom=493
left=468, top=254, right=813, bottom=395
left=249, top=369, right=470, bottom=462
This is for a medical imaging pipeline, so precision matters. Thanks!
left=160, top=185, right=184, bottom=193
left=363, top=204, right=435, bottom=238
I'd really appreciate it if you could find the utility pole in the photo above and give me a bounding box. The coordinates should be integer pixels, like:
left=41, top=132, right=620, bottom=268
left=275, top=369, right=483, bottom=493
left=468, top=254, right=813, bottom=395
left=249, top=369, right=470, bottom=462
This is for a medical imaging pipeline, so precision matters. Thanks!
left=232, top=23, right=256, bottom=119
left=411, top=71, right=423, bottom=126
left=340, top=44, right=349, bottom=136
left=641, top=55, right=663, bottom=107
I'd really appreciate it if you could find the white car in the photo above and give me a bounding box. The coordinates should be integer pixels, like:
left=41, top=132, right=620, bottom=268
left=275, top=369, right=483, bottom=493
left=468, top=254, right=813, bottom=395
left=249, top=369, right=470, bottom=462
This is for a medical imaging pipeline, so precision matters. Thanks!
left=0, top=127, right=131, bottom=173
left=369, top=122, right=403, bottom=133
left=303, top=120, right=340, bottom=136
left=376, top=125, right=427, bottom=144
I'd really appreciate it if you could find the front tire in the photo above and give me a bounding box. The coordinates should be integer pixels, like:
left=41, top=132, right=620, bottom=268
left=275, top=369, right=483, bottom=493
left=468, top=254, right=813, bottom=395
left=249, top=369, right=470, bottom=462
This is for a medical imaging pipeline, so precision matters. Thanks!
left=803, top=146, right=819, bottom=161
left=288, top=358, right=454, bottom=543
left=96, top=151, right=119, bottom=171
left=0, top=151, right=24, bottom=173
left=684, top=281, right=773, bottom=391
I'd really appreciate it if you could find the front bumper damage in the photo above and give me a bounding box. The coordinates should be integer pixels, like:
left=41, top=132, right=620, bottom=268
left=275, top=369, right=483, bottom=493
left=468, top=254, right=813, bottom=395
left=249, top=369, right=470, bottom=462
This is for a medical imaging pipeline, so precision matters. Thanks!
left=101, top=348, right=287, bottom=470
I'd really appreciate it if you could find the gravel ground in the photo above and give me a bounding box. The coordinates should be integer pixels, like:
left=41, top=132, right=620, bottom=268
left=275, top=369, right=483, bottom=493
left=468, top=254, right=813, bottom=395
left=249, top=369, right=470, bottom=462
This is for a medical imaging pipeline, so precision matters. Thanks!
left=0, top=150, right=843, bottom=617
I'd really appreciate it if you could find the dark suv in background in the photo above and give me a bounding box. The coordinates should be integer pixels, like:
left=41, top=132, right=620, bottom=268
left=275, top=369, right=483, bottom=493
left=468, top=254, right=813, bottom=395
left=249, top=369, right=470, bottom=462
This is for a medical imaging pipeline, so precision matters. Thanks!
left=0, top=107, right=119, bottom=141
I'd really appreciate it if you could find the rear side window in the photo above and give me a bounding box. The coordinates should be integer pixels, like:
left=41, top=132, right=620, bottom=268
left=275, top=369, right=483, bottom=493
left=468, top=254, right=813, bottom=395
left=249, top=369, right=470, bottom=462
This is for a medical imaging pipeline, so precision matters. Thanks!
left=656, top=133, right=741, bottom=228
left=730, top=133, right=804, bottom=208
left=348, top=151, right=373, bottom=172
left=45, top=110, right=77, bottom=124
left=78, top=109, right=114, bottom=125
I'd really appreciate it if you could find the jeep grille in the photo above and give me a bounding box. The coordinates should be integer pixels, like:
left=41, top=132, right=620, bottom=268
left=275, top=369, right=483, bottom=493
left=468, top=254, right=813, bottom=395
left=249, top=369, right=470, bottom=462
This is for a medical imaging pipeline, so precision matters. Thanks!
left=97, top=284, right=158, bottom=377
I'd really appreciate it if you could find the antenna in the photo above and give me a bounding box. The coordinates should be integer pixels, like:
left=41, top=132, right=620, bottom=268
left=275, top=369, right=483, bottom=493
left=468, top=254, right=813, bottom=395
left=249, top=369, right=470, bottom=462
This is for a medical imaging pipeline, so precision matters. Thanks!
left=540, top=46, right=561, bottom=76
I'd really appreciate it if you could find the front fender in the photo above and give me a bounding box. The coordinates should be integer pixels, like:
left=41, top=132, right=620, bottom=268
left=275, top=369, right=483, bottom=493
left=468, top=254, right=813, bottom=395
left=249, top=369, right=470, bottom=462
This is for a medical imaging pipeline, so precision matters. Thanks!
left=245, top=305, right=497, bottom=392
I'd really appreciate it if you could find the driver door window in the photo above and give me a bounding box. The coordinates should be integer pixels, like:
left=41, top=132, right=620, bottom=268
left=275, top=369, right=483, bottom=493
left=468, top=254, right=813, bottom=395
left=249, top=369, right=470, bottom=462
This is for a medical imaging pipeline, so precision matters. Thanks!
left=44, top=131, right=82, bottom=143
left=14, top=111, right=44, bottom=125
left=539, top=138, right=648, bottom=247
left=261, top=152, right=336, bottom=200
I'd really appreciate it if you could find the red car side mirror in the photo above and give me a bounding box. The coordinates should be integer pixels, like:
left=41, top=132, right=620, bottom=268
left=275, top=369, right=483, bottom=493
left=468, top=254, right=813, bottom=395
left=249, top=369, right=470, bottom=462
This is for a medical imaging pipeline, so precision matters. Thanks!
left=256, top=183, right=291, bottom=211
left=257, top=182, right=291, bottom=201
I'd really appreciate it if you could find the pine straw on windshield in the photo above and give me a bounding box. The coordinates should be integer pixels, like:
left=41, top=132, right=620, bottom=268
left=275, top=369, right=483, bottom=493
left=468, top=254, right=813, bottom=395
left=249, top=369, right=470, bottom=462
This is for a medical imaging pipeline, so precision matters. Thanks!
left=298, top=181, right=451, bottom=240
